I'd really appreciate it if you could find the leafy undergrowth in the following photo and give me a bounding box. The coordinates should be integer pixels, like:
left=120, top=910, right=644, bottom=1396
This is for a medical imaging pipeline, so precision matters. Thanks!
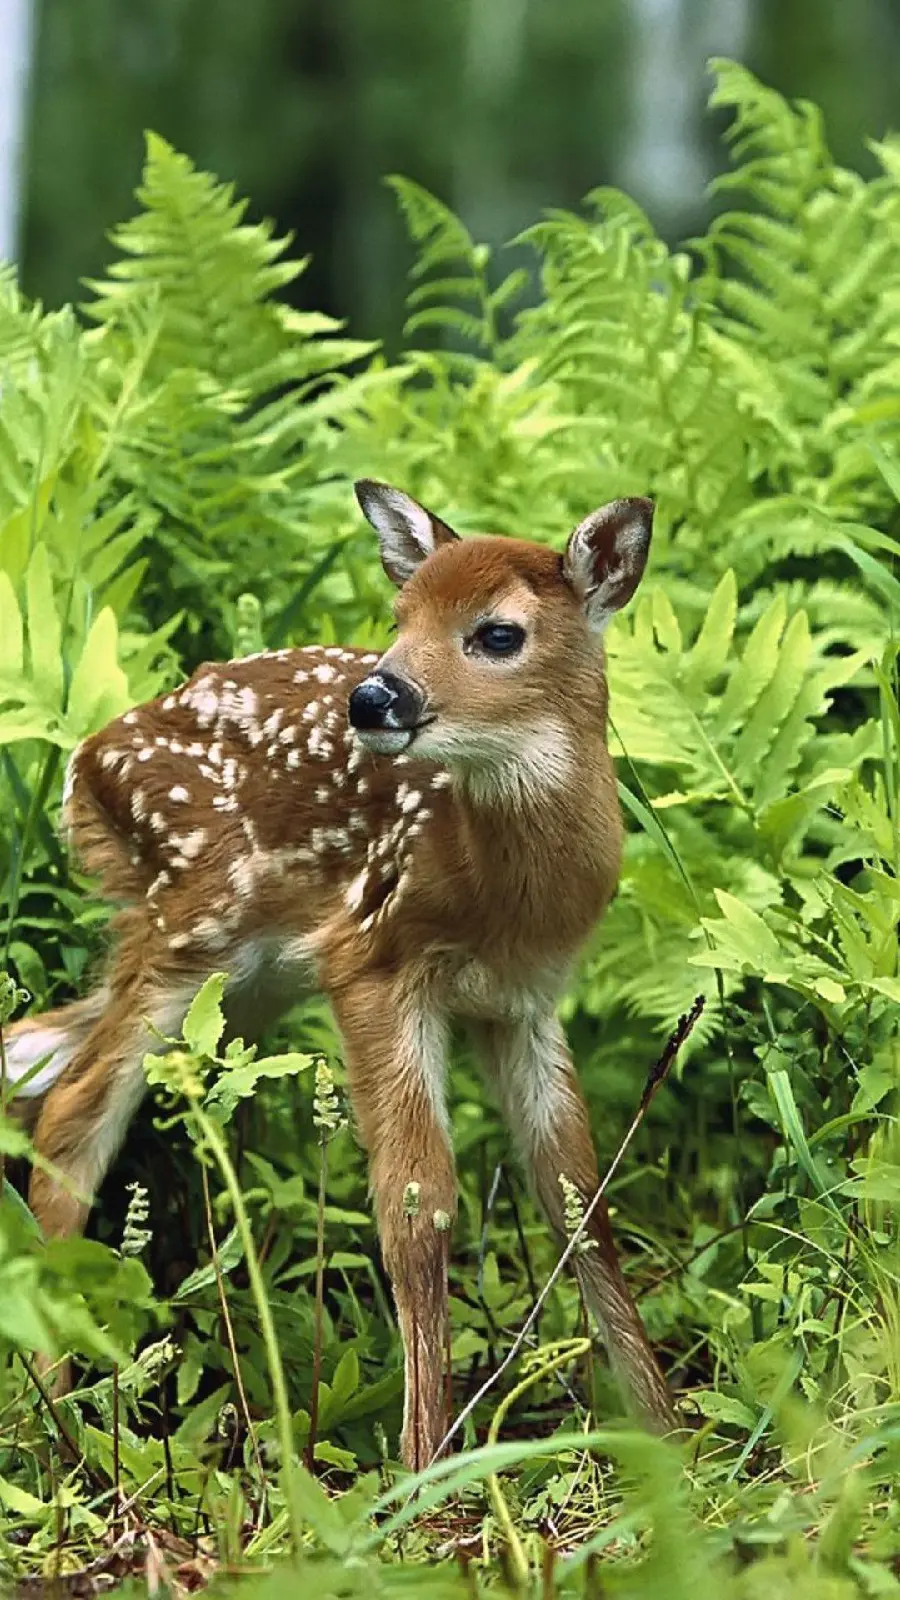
left=1, top=60, right=899, bottom=1598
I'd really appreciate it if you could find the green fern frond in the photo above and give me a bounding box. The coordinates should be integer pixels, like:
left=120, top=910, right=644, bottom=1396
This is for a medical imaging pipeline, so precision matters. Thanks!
left=387, top=174, right=525, bottom=353
left=85, top=132, right=305, bottom=390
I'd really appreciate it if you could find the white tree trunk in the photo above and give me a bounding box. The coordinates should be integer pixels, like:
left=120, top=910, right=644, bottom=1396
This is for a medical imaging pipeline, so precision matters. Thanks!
left=620, top=0, right=750, bottom=226
left=0, top=0, right=35, bottom=265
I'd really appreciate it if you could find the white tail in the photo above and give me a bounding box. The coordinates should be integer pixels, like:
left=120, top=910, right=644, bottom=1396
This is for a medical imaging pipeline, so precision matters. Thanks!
left=6, top=479, right=676, bottom=1465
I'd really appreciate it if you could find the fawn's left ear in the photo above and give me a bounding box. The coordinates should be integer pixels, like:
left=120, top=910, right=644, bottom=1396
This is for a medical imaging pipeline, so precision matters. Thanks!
left=355, top=480, right=459, bottom=587
left=563, top=497, right=653, bottom=632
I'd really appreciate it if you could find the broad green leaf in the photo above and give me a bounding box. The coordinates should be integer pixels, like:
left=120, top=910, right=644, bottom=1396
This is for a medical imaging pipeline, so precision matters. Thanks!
left=850, top=1062, right=897, bottom=1114
left=172, top=1224, right=244, bottom=1301
left=683, top=569, right=738, bottom=690
left=204, top=1049, right=313, bottom=1121
left=732, top=608, right=811, bottom=783
left=330, top=1346, right=360, bottom=1409
left=716, top=590, right=786, bottom=734
left=65, top=607, right=130, bottom=735
left=692, top=1392, right=757, bottom=1430
left=693, top=890, right=783, bottom=974
left=182, top=973, right=226, bottom=1058
left=287, top=1460, right=353, bottom=1554
left=25, top=543, right=63, bottom=707
left=0, top=1474, right=47, bottom=1517
left=651, top=587, right=683, bottom=654
left=0, top=571, right=23, bottom=677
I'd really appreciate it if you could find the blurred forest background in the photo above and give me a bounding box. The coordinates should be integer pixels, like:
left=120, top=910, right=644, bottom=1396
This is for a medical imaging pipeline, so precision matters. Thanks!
left=5, top=0, right=900, bottom=345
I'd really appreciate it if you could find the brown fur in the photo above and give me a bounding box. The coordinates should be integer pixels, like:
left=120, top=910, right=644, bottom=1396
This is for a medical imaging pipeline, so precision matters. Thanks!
left=6, top=485, right=677, bottom=1463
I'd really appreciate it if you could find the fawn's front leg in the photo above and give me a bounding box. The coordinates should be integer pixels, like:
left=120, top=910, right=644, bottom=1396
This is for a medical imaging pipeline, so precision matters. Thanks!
left=330, top=974, right=456, bottom=1471
left=474, top=1012, right=677, bottom=1431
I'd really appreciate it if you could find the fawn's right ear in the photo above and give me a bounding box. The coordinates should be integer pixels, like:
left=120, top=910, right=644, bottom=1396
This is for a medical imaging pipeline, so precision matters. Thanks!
left=355, top=480, right=459, bottom=587
left=563, top=497, right=653, bottom=633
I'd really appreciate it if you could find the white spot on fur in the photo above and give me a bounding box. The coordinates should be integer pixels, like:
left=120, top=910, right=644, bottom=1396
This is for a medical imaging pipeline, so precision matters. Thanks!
left=170, top=828, right=206, bottom=860
left=169, top=785, right=189, bottom=802
left=191, top=917, right=230, bottom=951
left=345, top=869, right=368, bottom=911
left=187, top=689, right=220, bottom=726
left=228, top=856, right=257, bottom=898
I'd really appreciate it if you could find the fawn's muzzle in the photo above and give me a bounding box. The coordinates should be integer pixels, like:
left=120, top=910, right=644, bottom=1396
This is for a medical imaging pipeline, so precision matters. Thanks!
left=348, top=671, right=425, bottom=753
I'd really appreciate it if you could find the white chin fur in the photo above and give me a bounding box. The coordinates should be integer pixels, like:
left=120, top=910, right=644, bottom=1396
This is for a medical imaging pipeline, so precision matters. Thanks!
left=353, top=727, right=414, bottom=756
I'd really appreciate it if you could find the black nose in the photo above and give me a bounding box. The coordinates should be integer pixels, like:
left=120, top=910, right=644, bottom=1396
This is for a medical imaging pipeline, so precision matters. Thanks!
left=348, top=671, right=421, bottom=731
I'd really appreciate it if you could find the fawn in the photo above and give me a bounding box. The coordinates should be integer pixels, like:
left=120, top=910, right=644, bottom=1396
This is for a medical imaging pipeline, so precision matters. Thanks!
left=4, top=480, right=677, bottom=1466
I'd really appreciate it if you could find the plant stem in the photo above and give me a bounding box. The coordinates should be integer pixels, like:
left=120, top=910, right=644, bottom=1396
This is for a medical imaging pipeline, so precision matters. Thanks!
left=486, top=1338, right=591, bottom=1589
left=192, top=1104, right=303, bottom=1554
left=112, top=1363, right=121, bottom=1538
left=306, top=1137, right=329, bottom=1471
left=199, top=1158, right=268, bottom=1503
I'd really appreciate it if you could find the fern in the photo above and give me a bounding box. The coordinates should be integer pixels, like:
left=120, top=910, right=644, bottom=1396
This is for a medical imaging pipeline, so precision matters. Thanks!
left=387, top=175, right=527, bottom=358
left=82, top=135, right=385, bottom=650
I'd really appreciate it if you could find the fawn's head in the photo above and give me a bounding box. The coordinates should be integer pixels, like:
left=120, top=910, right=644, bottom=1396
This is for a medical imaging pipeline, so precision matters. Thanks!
left=348, top=481, right=652, bottom=780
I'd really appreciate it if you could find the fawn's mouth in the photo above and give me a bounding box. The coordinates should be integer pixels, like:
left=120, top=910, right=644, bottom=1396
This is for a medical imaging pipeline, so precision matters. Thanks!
left=353, top=716, right=436, bottom=757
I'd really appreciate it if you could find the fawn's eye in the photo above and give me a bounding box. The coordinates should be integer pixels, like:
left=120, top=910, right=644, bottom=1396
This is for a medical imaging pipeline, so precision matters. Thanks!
left=470, top=621, right=527, bottom=657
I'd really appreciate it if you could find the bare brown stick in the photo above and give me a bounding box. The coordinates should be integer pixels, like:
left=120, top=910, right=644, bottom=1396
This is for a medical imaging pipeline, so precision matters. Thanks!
left=199, top=1160, right=268, bottom=1496
left=426, top=997, right=705, bottom=1467
left=17, top=1352, right=107, bottom=1494
left=112, top=1362, right=121, bottom=1539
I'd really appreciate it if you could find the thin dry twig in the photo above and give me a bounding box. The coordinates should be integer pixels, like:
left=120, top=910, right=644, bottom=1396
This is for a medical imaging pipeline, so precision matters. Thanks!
left=199, top=1160, right=269, bottom=1508
left=427, top=996, right=705, bottom=1466
left=17, top=1352, right=108, bottom=1495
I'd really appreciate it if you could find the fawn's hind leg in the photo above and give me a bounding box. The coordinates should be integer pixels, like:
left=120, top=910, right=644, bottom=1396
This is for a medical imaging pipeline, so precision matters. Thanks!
left=28, top=966, right=194, bottom=1241
left=26, top=958, right=196, bottom=1394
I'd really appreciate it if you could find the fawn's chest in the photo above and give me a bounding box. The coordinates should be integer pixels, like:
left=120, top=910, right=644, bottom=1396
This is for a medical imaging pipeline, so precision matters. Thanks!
left=337, top=775, right=621, bottom=1013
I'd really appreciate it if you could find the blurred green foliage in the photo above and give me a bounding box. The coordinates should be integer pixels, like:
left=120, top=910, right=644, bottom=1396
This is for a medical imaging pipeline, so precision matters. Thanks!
left=0, top=58, right=899, bottom=1597
left=20, top=0, right=900, bottom=347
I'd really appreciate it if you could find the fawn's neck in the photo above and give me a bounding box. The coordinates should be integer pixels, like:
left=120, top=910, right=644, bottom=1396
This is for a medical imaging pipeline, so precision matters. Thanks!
left=438, top=716, right=621, bottom=964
